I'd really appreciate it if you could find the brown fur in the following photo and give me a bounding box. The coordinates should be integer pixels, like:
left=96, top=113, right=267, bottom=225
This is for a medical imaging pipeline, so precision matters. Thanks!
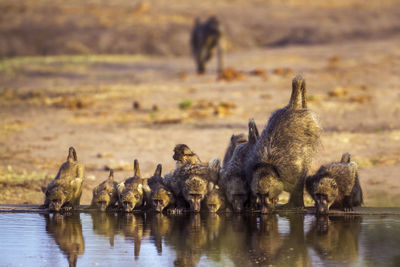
left=148, top=164, right=175, bottom=212
left=42, top=147, right=84, bottom=211
left=91, top=169, right=118, bottom=211
left=191, top=16, right=223, bottom=74
left=246, top=75, right=322, bottom=210
left=173, top=144, right=202, bottom=168
left=117, top=159, right=150, bottom=212
left=222, top=133, right=247, bottom=167
left=306, top=153, right=363, bottom=214
left=204, top=185, right=226, bottom=213
left=166, top=145, right=221, bottom=212
left=220, top=119, right=259, bottom=212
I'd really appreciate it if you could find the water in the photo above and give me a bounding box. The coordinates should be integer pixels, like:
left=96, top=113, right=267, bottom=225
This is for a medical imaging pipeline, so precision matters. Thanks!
left=0, top=212, right=399, bottom=267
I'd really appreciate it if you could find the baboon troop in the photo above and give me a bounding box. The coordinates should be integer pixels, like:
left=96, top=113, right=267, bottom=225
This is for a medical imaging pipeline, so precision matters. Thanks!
left=41, top=75, right=363, bottom=215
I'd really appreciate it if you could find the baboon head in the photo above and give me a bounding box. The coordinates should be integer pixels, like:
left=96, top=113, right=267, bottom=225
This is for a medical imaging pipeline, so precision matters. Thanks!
left=47, top=188, right=67, bottom=212
left=173, top=144, right=200, bottom=166
left=226, top=176, right=248, bottom=213
left=205, top=186, right=225, bottom=213
left=92, top=170, right=117, bottom=211
left=314, top=178, right=338, bottom=215
left=151, top=187, right=174, bottom=213
left=183, top=176, right=208, bottom=212
left=119, top=188, right=144, bottom=212
left=251, top=164, right=283, bottom=214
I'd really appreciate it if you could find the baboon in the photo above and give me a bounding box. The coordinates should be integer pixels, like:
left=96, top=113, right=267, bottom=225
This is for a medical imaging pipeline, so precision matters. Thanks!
left=148, top=164, right=175, bottom=212
left=42, top=147, right=84, bottom=211
left=246, top=75, right=322, bottom=210
left=91, top=169, right=118, bottom=211
left=250, top=163, right=284, bottom=213
left=204, top=185, right=226, bottom=213
left=222, top=133, right=247, bottom=167
left=173, top=144, right=202, bottom=168
left=117, top=159, right=150, bottom=212
left=165, top=146, right=221, bottom=212
left=190, top=16, right=223, bottom=74
left=306, top=153, right=363, bottom=215
left=220, top=119, right=259, bottom=212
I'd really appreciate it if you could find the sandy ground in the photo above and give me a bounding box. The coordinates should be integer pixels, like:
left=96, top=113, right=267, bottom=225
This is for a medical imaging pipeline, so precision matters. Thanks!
left=0, top=0, right=399, bottom=207
left=1, top=36, right=399, bottom=207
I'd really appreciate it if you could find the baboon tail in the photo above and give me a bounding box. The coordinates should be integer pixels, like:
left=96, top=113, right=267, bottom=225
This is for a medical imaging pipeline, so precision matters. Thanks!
left=134, top=159, right=141, bottom=178
left=289, top=74, right=306, bottom=109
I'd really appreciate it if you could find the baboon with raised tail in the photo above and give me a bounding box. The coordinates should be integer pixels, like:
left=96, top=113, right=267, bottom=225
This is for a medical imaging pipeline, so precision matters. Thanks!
left=306, top=153, right=363, bottom=215
left=91, top=169, right=118, bottom=211
left=148, top=164, right=175, bottom=213
left=219, top=119, right=259, bottom=212
left=41, top=147, right=85, bottom=212
left=117, top=159, right=150, bottom=212
left=246, top=75, right=322, bottom=211
left=191, top=16, right=223, bottom=74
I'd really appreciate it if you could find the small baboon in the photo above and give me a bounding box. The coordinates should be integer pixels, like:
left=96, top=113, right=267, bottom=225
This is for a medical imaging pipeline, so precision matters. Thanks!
left=42, top=147, right=85, bottom=211
left=166, top=146, right=221, bottom=212
left=204, top=184, right=226, bottom=213
left=306, top=153, right=363, bottom=215
left=220, top=119, right=259, bottom=212
left=91, top=169, right=118, bottom=211
left=222, top=133, right=247, bottom=167
left=190, top=16, right=223, bottom=74
left=148, top=164, right=175, bottom=213
left=173, top=144, right=202, bottom=168
left=246, top=75, right=322, bottom=210
left=117, top=159, right=150, bottom=212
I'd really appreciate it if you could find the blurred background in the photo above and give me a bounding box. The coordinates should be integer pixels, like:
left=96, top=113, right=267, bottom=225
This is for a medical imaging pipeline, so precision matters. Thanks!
left=0, top=0, right=399, bottom=207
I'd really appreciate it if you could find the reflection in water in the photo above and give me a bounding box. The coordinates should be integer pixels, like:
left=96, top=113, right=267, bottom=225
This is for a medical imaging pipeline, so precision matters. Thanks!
left=306, top=215, right=362, bottom=265
left=32, top=212, right=400, bottom=266
left=43, top=213, right=85, bottom=267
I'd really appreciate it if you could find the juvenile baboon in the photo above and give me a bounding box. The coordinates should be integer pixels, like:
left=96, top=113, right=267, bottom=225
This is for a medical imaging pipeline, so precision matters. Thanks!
left=222, top=133, right=247, bottom=167
left=246, top=75, right=322, bottom=210
left=204, top=185, right=226, bottom=213
left=173, top=144, right=202, bottom=168
left=117, top=159, right=150, bottom=212
left=165, top=146, right=221, bottom=212
left=91, top=169, right=118, bottom=211
left=220, top=119, right=259, bottom=212
left=148, top=164, right=175, bottom=212
left=42, top=147, right=85, bottom=211
left=306, top=153, right=363, bottom=215
left=190, top=16, right=223, bottom=74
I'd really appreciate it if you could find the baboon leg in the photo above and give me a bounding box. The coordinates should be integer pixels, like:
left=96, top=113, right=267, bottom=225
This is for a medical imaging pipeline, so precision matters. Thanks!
left=216, top=41, right=223, bottom=74
left=286, top=175, right=306, bottom=209
left=343, top=195, right=353, bottom=212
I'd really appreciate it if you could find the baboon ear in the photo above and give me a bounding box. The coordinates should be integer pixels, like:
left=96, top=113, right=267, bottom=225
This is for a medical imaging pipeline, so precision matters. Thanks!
left=154, top=164, right=162, bottom=177
left=248, top=118, right=259, bottom=144
left=108, top=169, right=114, bottom=181
left=68, top=147, right=78, bottom=161
left=341, top=153, right=351, bottom=163
left=134, top=159, right=141, bottom=178
left=117, top=182, right=125, bottom=195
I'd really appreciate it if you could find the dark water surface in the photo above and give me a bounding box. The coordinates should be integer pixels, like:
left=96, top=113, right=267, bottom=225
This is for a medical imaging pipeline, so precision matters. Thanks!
left=0, top=212, right=400, bottom=267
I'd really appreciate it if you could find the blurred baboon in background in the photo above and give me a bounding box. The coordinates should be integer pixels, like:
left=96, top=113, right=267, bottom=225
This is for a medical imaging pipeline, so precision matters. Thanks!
left=191, top=16, right=223, bottom=74
left=43, top=213, right=84, bottom=267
